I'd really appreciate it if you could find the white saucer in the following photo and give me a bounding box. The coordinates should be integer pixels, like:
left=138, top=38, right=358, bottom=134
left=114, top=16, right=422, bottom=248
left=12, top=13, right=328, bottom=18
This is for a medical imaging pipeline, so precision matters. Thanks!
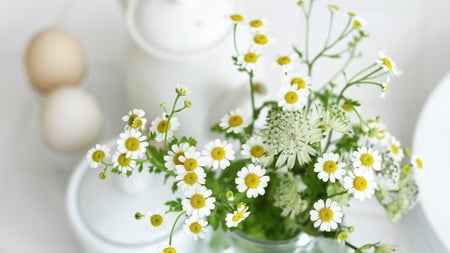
left=409, top=72, right=450, bottom=252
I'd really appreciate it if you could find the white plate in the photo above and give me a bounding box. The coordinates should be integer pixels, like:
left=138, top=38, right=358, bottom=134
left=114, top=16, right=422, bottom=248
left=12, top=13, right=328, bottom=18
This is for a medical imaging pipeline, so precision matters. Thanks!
left=409, top=72, right=450, bottom=252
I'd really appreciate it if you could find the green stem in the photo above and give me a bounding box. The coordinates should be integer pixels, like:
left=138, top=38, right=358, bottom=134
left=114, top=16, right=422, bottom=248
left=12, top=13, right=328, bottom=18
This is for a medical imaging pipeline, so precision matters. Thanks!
left=247, top=70, right=257, bottom=121
left=324, top=47, right=356, bottom=86
left=323, top=130, right=334, bottom=153
left=324, top=10, right=335, bottom=48
left=345, top=241, right=358, bottom=250
left=328, top=190, right=348, bottom=199
left=353, top=107, right=370, bottom=129
left=163, top=94, right=181, bottom=150
left=168, top=211, right=186, bottom=246
left=233, top=24, right=239, bottom=55
left=348, top=63, right=377, bottom=83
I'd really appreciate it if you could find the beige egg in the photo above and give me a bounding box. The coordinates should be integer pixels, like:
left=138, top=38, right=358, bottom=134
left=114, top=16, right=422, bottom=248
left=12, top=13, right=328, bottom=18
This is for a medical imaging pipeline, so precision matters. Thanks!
left=25, top=28, right=86, bottom=92
left=41, top=86, right=104, bottom=153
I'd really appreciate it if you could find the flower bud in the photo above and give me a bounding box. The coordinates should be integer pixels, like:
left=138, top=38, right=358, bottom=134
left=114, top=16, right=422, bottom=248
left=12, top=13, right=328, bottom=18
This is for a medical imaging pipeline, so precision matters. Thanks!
left=184, top=100, right=192, bottom=108
left=98, top=172, right=107, bottom=180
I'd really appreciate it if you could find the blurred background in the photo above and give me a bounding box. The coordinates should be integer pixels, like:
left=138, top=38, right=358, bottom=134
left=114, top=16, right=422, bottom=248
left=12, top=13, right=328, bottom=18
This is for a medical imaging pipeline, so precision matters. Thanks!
left=1, top=0, right=449, bottom=252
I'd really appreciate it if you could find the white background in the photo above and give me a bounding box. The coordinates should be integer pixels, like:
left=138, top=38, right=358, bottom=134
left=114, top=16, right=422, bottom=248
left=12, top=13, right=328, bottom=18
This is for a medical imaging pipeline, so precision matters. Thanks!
left=1, top=0, right=450, bottom=252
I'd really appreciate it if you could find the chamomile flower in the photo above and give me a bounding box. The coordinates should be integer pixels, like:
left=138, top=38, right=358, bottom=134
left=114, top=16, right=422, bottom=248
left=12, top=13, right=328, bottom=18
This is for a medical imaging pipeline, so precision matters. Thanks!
left=228, top=13, right=245, bottom=24
left=87, top=144, right=110, bottom=168
left=351, top=15, right=367, bottom=31
left=251, top=32, right=273, bottom=48
left=411, top=155, right=424, bottom=170
left=314, top=153, right=346, bottom=183
left=183, top=215, right=208, bottom=240
left=235, top=164, right=270, bottom=198
left=122, top=108, right=146, bottom=130
left=380, top=76, right=391, bottom=99
left=376, top=49, right=401, bottom=76
left=176, top=168, right=206, bottom=190
left=176, top=150, right=205, bottom=175
left=352, top=146, right=382, bottom=171
left=246, top=17, right=268, bottom=32
left=364, top=119, right=390, bottom=147
left=117, top=129, right=148, bottom=159
left=160, top=246, right=177, bottom=253
left=112, top=150, right=136, bottom=173
left=388, top=137, right=404, bottom=162
left=309, top=199, right=343, bottom=232
left=343, top=168, right=377, bottom=201
left=219, top=108, right=251, bottom=134
left=237, top=47, right=260, bottom=71
left=182, top=185, right=216, bottom=217
left=275, top=54, right=297, bottom=72
left=145, top=210, right=166, bottom=231
left=164, top=143, right=195, bottom=171
left=149, top=114, right=180, bottom=142
left=203, top=139, right=235, bottom=170
left=225, top=203, right=250, bottom=228
left=277, top=85, right=309, bottom=111
left=327, top=4, right=340, bottom=12
left=175, top=84, right=190, bottom=96
left=241, top=136, right=270, bottom=165
left=284, top=72, right=311, bottom=90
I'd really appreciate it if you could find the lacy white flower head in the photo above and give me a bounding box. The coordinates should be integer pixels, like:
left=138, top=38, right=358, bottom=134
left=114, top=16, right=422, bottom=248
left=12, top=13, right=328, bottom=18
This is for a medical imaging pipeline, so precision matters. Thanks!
left=87, top=3, right=422, bottom=253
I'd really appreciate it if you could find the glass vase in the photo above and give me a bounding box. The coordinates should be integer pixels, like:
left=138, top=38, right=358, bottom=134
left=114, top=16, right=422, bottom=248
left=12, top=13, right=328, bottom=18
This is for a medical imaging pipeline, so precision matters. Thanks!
left=223, top=231, right=347, bottom=253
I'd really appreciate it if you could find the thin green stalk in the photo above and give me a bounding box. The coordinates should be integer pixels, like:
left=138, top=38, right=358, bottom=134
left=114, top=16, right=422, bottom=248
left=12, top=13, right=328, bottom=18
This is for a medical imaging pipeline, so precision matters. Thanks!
left=324, top=10, right=335, bottom=48
left=247, top=70, right=257, bottom=121
left=164, top=94, right=181, bottom=150
left=168, top=211, right=186, bottom=246
left=345, top=241, right=359, bottom=250
left=328, top=190, right=348, bottom=199
left=233, top=24, right=239, bottom=55
left=348, top=63, right=377, bottom=83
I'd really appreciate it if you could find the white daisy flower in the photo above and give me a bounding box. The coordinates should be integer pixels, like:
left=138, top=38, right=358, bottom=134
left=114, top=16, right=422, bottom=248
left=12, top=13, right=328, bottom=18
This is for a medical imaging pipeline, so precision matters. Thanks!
left=277, top=85, right=309, bottom=111
left=203, top=139, right=235, bottom=170
left=241, top=136, right=270, bottom=165
left=246, top=17, right=268, bottom=32
left=164, top=143, right=195, bottom=171
left=149, top=114, right=180, bottom=142
left=175, top=84, right=190, bottom=96
left=376, top=49, right=401, bottom=76
left=352, top=146, right=382, bottom=171
left=219, top=108, right=251, bottom=134
left=86, top=144, right=110, bottom=168
left=145, top=210, right=166, bottom=231
left=309, top=199, right=343, bottom=232
left=122, top=108, right=147, bottom=130
left=411, top=155, right=424, bottom=171
left=388, top=137, right=404, bottom=162
left=235, top=164, right=270, bottom=198
left=313, top=153, right=346, bottom=183
left=182, top=185, right=216, bottom=217
left=117, top=129, right=148, bottom=159
left=112, top=150, right=136, bottom=173
left=284, top=72, right=311, bottom=90
left=159, top=245, right=178, bottom=253
left=351, top=16, right=367, bottom=31
left=183, top=215, right=208, bottom=240
left=343, top=168, right=377, bottom=201
left=275, top=54, right=297, bottom=72
left=228, top=13, right=245, bottom=24
left=176, top=168, right=206, bottom=191
left=176, top=150, right=205, bottom=175
left=225, top=203, right=250, bottom=228
left=380, top=76, right=391, bottom=99
left=237, top=47, right=260, bottom=71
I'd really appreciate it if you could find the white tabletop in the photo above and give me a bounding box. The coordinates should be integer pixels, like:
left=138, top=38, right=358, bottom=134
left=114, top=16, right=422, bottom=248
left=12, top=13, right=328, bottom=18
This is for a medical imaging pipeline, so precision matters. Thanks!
left=2, top=0, right=450, bottom=252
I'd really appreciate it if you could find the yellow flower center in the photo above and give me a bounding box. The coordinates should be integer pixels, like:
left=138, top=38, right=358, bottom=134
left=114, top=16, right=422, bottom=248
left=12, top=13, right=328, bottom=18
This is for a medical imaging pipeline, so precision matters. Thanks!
left=173, top=151, right=185, bottom=165
left=327, top=4, right=340, bottom=11
left=323, top=160, right=338, bottom=173
left=190, top=194, right=206, bottom=209
left=284, top=91, right=299, bottom=104
left=319, top=207, right=334, bottom=222
left=376, top=129, right=386, bottom=140
left=244, top=52, right=259, bottom=63
left=150, top=214, right=163, bottom=227
left=250, top=145, right=265, bottom=158
left=382, top=57, right=393, bottom=70
left=348, top=12, right=356, bottom=17
left=353, top=176, right=368, bottom=191
left=211, top=147, right=226, bottom=161
left=341, top=103, right=353, bottom=112
left=249, top=19, right=263, bottom=28
left=230, top=14, right=244, bottom=22
left=232, top=209, right=246, bottom=222
left=189, top=222, right=202, bottom=234
left=184, top=158, right=198, bottom=171
left=415, top=158, right=423, bottom=169
left=383, top=82, right=390, bottom=93
left=352, top=20, right=362, bottom=29
left=92, top=150, right=105, bottom=163
left=290, top=77, right=306, bottom=89
left=117, top=153, right=131, bottom=167
left=157, top=120, right=170, bottom=133
left=163, top=247, right=176, bottom=253
left=337, top=232, right=348, bottom=242
left=277, top=56, right=292, bottom=66
left=184, top=172, right=198, bottom=185
left=127, top=114, right=138, bottom=127
left=391, top=144, right=399, bottom=155
left=360, top=153, right=374, bottom=167
left=245, top=173, right=260, bottom=188
left=254, top=34, right=268, bottom=45
left=125, top=137, right=140, bottom=152
left=229, top=115, right=244, bottom=127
